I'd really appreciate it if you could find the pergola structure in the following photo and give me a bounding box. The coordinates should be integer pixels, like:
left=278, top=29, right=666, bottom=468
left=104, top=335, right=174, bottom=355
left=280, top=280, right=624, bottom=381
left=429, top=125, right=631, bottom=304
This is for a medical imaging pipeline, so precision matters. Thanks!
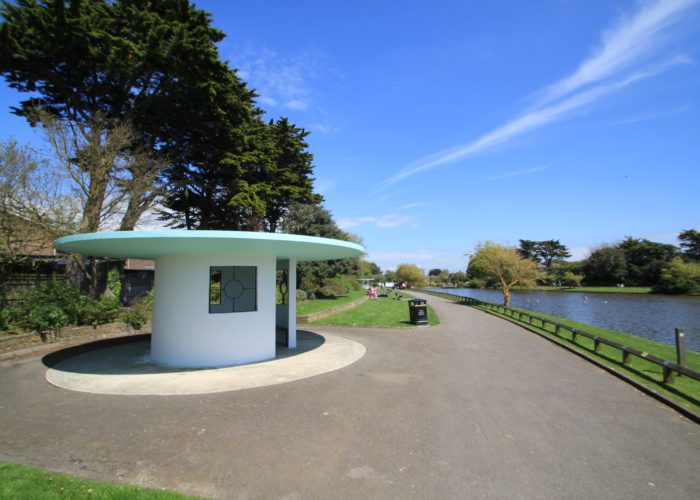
left=54, top=230, right=364, bottom=368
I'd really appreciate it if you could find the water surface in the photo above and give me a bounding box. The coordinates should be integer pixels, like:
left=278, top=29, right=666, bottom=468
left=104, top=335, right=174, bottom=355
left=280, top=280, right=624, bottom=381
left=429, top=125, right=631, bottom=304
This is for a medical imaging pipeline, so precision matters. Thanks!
left=429, top=288, right=700, bottom=352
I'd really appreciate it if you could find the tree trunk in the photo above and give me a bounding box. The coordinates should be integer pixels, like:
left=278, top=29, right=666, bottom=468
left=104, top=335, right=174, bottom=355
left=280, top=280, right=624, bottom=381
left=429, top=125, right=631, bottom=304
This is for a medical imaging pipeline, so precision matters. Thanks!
left=502, top=281, right=511, bottom=307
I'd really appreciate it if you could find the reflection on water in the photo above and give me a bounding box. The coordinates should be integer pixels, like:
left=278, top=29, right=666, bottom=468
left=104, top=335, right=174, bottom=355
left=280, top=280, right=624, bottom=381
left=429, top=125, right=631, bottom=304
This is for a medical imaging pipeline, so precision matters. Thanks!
left=430, top=288, right=700, bottom=352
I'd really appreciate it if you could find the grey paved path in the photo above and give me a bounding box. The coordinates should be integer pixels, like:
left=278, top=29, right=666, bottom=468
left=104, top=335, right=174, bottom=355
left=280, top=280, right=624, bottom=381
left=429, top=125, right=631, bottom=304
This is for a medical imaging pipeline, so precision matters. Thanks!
left=1, top=292, right=699, bottom=499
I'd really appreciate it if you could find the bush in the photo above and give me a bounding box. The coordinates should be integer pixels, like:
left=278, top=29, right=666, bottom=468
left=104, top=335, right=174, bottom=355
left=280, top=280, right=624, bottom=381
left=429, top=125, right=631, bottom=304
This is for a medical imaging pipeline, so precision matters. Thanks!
left=82, top=295, right=121, bottom=327
left=0, top=308, right=11, bottom=331
left=10, top=280, right=122, bottom=331
left=26, top=304, right=68, bottom=340
left=317, top=283, right=346, bottom=298
left=296, top=289, right=308, bottom=302
left=653, top=258, right=700, bottom=294
left=121, top=291, right=153, bottom=331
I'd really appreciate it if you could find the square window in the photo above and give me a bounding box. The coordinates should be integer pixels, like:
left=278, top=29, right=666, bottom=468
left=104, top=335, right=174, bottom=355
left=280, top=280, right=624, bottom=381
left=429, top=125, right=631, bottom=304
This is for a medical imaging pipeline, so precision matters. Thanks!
left=209, top=266, right=257, bottom=313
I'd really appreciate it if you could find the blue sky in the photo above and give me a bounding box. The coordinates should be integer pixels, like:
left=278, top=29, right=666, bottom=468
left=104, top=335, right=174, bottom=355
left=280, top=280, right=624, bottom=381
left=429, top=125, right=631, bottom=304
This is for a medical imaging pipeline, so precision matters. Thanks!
left=1, top=0, right=699, bottom=272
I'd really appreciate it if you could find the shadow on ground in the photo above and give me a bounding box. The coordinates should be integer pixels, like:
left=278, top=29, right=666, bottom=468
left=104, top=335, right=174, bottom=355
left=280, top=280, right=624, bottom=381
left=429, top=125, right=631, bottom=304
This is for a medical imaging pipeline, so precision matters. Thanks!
left=42, top=330, right=325, bottom=376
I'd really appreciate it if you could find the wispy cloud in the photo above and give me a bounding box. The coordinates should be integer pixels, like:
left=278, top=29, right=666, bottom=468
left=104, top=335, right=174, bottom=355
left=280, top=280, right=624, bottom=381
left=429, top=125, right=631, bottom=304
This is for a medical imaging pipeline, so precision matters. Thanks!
left=230, top=45, right=326, bottom=112
left=337, top=213, right=414, bottom=230
left=486, top=165, right=550, bottom=181
left=611, top=102, right=692, bottom=124
left=397, top=202, right=428, bottom=210
left=536, top=0, right=698, bottom=106
left=379, top=0, right=698, bottom=188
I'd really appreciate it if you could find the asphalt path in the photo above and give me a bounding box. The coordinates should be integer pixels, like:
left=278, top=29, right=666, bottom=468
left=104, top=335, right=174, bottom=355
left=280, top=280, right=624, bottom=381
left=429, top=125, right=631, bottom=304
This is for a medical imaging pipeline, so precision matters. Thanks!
left=1, top=292, right=698, bottom=499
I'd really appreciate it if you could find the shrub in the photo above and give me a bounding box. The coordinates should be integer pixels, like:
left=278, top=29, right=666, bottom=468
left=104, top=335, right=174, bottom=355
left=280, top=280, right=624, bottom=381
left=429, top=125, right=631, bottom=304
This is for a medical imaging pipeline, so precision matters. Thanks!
left=26, top=304, right=68, bottom=340
left=296, top=289, right=308, bottom=302
left=106, top=266, right=123, bottom=298
left=317, top=283, right=346, bottom=298
left=0, top=308, right=11, bottom=331
left=121, top=291, right=153, bottom=331
left=653, top=258, right=700, bottom=294
left=82, top=295, right=121, bottom=327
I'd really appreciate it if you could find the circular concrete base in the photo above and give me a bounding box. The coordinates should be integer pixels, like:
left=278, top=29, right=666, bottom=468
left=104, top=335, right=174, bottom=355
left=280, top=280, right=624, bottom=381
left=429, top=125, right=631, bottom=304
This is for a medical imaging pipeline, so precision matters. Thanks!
left=44, top=331, right=365, bottom=396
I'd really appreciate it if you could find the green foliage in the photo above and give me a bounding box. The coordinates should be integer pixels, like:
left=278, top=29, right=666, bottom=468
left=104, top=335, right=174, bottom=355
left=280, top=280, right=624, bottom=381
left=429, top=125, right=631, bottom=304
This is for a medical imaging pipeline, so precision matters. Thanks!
left=395, top=263, right=428, bottom=287
left=9, top=280, right=121, bottom=332
left=282, top=203, right=361, bottom=292
left=121, top=291, right=154, bottom=331
left=653, top=258, right=700, bottom=294
left=82, top=295, right=121, bottom=327
left=584, top=246, right=628, bottom=286
left=0, top=307, right=9, bottom=330
left=618, top=236, right=678, bottom=286
left=106, top=266, right=123, bottom=298
left=317, top=283, right=347, bottom=299
left=518, top=239, right=571, bottom=268
left=468, top=242, right=540, bottom=306
left=26, top=304, right=68, bottom=338
left=679, top=229, right=700, bottom=262
left=296, top=289, right=308, bottom=302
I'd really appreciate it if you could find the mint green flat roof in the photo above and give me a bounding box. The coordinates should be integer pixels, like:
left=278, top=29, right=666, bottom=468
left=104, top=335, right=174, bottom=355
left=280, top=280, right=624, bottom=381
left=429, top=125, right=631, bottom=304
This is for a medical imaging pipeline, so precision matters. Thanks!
left=54, top=230, right=365, bottom=262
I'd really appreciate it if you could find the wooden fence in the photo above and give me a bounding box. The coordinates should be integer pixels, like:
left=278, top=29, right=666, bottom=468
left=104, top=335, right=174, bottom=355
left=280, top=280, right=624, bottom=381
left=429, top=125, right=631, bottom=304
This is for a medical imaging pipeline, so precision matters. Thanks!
left=420, top=289, right=700, bottom=386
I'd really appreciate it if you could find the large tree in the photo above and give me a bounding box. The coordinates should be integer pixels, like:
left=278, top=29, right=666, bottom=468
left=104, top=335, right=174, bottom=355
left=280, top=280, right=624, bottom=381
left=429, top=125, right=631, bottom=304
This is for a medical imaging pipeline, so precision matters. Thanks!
left=584, top=246, right=628, bottom=286
left=518, top=239, right=571, bottom=268
left=0, top=0, right=257, bottom=232
left=618, top=236, right=678, bottom=286
left=679, top=229, right=700, bottom=262
left=0, top=140, right=79, bottom=300
left=394, top=263, right=427, bottom=288
left=469, top=242, right=539, bottom=307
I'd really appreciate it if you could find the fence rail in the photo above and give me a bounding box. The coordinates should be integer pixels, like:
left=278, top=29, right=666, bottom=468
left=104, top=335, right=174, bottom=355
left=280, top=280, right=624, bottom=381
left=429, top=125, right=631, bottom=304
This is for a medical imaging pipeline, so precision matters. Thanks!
left=419, top=289, right=700, bottom=386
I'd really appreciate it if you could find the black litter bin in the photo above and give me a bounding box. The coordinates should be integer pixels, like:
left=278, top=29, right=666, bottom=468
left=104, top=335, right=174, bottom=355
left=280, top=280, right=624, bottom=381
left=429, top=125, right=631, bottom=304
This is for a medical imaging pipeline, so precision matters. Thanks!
left=408, top=298, right=428, bottom=325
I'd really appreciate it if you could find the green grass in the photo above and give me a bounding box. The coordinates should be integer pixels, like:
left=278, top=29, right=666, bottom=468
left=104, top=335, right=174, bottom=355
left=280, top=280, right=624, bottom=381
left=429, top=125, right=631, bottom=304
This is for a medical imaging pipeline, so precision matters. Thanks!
left=312, top=292, right=440, bottom=328
left=296, top=288, right=367, bottom=316
left=517, top=286, right=652, bottom=294
left=477, top=304, right=700, bottom=415
left=0, top=462, right=197, bottom=499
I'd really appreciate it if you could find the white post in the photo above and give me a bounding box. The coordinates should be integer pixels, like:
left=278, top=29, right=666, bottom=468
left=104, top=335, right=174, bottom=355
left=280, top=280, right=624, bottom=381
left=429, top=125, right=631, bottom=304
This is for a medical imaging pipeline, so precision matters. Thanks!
left=288, top=258, right=297, bottom=348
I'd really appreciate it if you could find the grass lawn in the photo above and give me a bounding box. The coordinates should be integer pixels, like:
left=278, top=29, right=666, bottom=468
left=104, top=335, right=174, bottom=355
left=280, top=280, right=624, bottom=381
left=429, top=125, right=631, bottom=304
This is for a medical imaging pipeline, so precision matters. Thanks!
left=477, top=304, right=700, bottom=415
left=296, top=288, right=367, bottom=316
left=0, top=462, right=197, bottom=499
left=312, top=292, right=440, bottom=328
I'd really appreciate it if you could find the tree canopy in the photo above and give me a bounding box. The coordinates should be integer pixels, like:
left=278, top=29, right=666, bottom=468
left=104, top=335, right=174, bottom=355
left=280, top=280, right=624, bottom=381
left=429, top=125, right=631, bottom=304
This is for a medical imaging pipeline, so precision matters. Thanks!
left=679, top=229, right=700, bottom=262
left=0, top=0, right=322, bottom=235
left=394, top=263, right=427, bottom=288
left=469, top=242, right=539, bottom=306
left=518, top=239, right=571, bottom=268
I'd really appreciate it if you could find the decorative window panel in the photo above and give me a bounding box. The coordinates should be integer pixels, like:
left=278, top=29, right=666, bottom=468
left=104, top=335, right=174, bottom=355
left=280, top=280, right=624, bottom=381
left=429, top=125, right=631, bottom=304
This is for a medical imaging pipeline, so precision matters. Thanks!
left=209, top=266, right=257, bottom=313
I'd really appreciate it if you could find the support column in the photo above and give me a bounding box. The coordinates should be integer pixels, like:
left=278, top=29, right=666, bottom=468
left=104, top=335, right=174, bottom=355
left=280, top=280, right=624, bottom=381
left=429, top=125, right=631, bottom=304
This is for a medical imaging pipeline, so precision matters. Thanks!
left=288, top=258, right=297, bottom=348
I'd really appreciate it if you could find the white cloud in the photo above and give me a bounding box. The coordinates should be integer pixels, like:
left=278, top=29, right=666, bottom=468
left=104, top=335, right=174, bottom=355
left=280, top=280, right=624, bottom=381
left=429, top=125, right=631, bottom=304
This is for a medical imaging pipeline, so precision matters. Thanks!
left=486, top=165, right=550, bottom=181
left=230, top=45, right=330, bottom=113
left=379, top=0, right=698, bottom=188
left=286, top=99, right=309, bottom=111
left=397, top=202, right=428, bottom=210
left=536, top=0, right=698, bottom=106
left=337, top=213, right=413, bottom=230
left=611, top=102, right=692, bottom=124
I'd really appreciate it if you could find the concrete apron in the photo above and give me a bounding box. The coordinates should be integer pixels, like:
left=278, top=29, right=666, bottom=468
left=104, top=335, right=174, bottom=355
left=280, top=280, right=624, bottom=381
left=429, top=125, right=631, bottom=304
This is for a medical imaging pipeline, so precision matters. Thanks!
left=44, top=331, right=365, bottom=396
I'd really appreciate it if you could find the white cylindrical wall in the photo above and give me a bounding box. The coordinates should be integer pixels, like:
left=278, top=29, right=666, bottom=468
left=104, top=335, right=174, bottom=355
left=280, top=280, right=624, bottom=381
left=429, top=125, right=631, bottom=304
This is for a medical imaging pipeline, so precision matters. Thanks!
left=151, top=253, right=276, bottom=367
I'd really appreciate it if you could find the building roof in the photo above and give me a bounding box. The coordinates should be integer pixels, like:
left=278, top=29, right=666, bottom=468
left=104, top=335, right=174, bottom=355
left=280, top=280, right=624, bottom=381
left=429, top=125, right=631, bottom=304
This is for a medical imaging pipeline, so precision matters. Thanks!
left=54, top=230, right=365, bottom=262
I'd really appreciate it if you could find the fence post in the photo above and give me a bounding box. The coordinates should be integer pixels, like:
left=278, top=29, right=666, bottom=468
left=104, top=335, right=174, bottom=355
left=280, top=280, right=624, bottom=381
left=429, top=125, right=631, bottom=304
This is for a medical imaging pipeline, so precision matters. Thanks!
left=663, top=363, right=676, bottom=384
left=675, top=327, right=687, bottom=370
left=594, top=337, right=602, bottom=353
left=622, top=349, right=632, bottom=366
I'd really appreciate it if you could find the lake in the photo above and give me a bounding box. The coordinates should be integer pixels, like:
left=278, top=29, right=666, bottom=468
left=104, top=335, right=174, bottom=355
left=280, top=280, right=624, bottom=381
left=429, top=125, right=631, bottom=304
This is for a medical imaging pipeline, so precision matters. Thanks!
left=428, top=288, right=700, bottom=352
